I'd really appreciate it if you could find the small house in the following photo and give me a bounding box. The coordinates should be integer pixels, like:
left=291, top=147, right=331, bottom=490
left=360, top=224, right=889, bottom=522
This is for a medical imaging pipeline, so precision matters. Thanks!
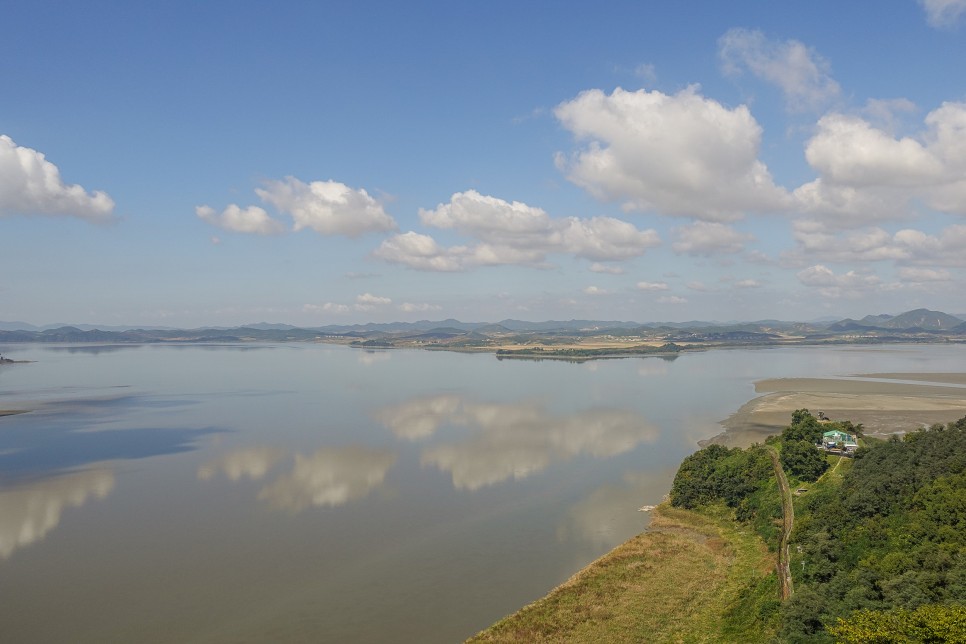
left=821, top=430, right=858, bottom=453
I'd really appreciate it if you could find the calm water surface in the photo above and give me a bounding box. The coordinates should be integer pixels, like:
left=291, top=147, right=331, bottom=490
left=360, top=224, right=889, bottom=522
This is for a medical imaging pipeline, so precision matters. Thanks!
left=0, top=343, right=963, bottom=642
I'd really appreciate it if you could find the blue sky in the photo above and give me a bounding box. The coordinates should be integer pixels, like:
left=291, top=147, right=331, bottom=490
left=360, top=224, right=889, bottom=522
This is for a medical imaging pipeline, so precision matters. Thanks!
left=3, top=1, right=966, bottom=326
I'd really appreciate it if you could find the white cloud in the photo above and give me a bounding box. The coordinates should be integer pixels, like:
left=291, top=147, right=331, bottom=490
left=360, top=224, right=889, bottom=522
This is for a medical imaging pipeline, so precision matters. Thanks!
left=356, top=293, right=391, bottom=306
left=582, top=286, right=609, bottom=296
left=589, top=262, right=624, bottom=274
left=862, top=98, right=918, bottom=133
left=897, top=267, right=952, bottom=282
left=805, top=114, right=942, bottom=187
left=796, top=264, right=881, bottom=298
left=554, top=87, right=789, bottom=220
left=794, top=103, right=966, bottom=225
left=398, top=302, right=442, bottom=313
left=377, top=191, right=660, bottom=271
left=636, top=281, right=669, bottom=291
left=354, top=293, right=391, bottom=311
left=672, top=222, right=753, bottom=255
left=657, top=295, right=687, bottom=304
left=686, top=281, right=709, bottom=292
left=373, top=232, right=466, bottom=272
left=304, top=302, right=350, bottom=314
left=893, top=224, right=966, bottom=266
left=920, top=0, right=966, bottom=27
left=195, top=204, right=285, bottom=235
left=718, top=28, right=840, bottom=111
left=787, top=221, right=966, bottom=270
left=256, top=177, right=396, bottom=237
left=0, top=135, right=115, bottom=222
left=785, top=221, right=908, bottom=265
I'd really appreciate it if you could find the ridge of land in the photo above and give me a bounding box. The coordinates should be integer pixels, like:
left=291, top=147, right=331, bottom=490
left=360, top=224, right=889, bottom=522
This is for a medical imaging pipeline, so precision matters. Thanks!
left=1, top=308, right=965, bottom=359
left=467, top=504, right=778, bottom=643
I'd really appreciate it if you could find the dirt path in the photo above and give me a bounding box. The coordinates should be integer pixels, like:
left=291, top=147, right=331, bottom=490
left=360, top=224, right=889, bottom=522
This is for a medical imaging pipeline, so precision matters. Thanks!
left=766, top=446, right=794, bottom=601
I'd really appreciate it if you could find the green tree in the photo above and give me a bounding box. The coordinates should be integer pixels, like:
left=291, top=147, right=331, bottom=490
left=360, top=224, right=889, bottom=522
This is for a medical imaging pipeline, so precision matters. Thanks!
left=827, top=604, right=966, bottom=643
left=781, top=439, right=830, bottom=482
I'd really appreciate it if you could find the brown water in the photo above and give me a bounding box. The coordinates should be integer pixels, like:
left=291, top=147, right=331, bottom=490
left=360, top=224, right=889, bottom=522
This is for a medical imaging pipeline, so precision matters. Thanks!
left=0, top=342, right=963, bottom=642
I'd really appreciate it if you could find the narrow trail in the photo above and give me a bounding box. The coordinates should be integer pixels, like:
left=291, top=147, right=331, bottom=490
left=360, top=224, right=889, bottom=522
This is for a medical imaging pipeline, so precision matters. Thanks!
left=766, top=446, right=794, bottom=601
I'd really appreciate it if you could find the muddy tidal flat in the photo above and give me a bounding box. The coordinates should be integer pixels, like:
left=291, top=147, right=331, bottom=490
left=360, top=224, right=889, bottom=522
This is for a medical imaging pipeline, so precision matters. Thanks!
left=719, top=372, right=966, bottom=444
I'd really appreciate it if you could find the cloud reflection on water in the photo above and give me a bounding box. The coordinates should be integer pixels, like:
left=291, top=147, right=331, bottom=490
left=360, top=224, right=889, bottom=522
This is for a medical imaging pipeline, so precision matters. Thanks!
left=375, top=394, right=462, bottom=440
left=197, top=447, right=286, bottom=481
left=0, top=468, right=114, bottom=560
left=557, top=469, right=674, bottom=549
left=258, top=446, right=396, bottom=511
left=376, top=396, right=660, bottom=491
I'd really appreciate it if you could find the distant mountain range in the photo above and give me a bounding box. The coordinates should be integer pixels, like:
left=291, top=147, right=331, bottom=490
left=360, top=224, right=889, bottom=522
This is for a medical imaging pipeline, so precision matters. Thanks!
left=0, top=308, right=963, bottom=344
left=825, top=309, right=964, bottom=333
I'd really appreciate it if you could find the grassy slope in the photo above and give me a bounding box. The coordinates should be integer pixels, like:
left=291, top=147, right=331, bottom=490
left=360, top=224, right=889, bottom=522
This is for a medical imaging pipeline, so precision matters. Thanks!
left=467, top=504, right=779, bottom=643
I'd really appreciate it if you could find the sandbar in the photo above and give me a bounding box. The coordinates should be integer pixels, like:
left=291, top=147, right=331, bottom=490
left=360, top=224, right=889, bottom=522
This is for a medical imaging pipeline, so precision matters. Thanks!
left=711, top=372, right=966, bottom=447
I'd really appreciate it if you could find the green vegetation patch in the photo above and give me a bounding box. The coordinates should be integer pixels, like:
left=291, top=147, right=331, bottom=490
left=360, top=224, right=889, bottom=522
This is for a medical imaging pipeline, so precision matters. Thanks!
left=467, top=504, right=777, bottom=643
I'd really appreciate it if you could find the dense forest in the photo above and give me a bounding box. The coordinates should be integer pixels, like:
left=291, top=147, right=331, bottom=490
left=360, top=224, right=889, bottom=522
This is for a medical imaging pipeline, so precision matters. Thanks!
left=670, top=411, right=966, bottom=642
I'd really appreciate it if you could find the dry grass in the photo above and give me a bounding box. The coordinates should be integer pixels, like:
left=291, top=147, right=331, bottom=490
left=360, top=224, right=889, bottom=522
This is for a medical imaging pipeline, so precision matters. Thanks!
left=467, top=504, right=777, bottom=643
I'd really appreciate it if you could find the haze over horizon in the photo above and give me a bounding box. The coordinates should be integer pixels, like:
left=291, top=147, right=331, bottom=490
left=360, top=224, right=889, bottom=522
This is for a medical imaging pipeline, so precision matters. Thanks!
left=3, top=1, right=966, bottom=328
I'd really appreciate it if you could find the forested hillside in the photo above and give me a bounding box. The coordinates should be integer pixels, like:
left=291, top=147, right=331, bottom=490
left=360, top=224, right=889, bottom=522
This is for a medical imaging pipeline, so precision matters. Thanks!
left=670, top=412, right=966, bottom=642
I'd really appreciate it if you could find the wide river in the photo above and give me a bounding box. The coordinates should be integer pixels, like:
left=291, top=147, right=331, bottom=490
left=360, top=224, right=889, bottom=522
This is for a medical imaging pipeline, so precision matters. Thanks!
left=1, top=342, right=964, bottom=642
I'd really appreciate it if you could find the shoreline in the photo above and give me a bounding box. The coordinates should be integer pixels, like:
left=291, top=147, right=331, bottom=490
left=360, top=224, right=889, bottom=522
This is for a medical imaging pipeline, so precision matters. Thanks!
left=471, top=372, right=966, bottom=640
left=704, top=372, right=966, bottom=447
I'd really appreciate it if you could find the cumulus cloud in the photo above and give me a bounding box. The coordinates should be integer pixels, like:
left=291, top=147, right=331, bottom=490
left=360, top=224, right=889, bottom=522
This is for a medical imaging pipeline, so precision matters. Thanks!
left=718, top=28, right=840, bottom=110
left=786, top=220, right=966, bottom=270
left=734, top=279, right=762, bottom=288
left=805, top=114, right=942, bottom=186
left=304, top=302, right=351, bottom=314
left=794, top=103, right=966, bottom=225
left=897, top=267, right=952, bottom=282
left=376, top=191, right=660, bottom=271
left=920, top=0, right=966, bottom=27
left=785, top=221, right=908, bottom=265
left=797, top=264, right=881, bottom=298
left=195, top=205, right=285, bottom=235
left=672, top=222, right=754, bottom=255
left=0, top=135, right=115, bottom=222
left=198, top=177, right=397, bottom=237
left=373, top=232, right=466, bottom=271
left=398, top=302, right=442, bottom=313
left=636, top=281, right=669, bottom=291
left=892, top=224, right=966, bottom=266
left=256, top=177, right=396, bottom=237
left=554, top=87, right=790, bottom=220
left=582, top=286, right=610, bottom=295
left=306, top=293, right=392, bottom=314
left=355, top=293, right=391, bottom=307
